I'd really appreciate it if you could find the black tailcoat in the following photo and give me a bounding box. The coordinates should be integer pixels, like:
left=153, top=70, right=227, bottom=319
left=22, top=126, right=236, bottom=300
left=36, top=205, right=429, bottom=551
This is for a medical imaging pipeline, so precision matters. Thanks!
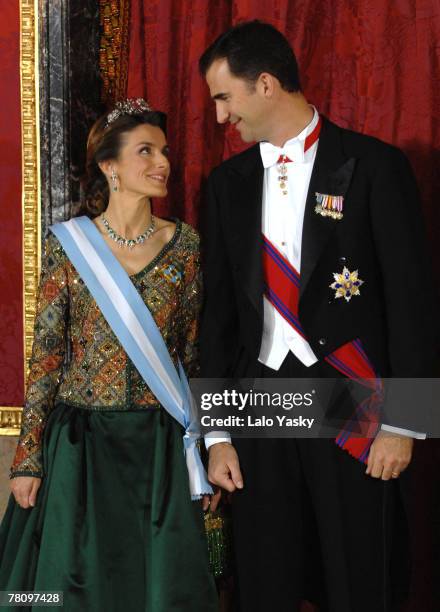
left=200, top=118, right=438, bottom=383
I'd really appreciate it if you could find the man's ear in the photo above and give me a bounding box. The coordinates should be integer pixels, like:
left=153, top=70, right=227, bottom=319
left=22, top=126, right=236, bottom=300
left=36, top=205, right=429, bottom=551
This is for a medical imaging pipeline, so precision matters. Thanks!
left=257, top=72, right=276, bottom=98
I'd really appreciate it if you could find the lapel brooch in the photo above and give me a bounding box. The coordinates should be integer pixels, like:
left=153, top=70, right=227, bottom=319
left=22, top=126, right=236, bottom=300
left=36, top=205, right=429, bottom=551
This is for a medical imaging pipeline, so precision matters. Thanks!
left=330, top=267, right=364, bottom=302
left=315, top=192, right=344, bottom=220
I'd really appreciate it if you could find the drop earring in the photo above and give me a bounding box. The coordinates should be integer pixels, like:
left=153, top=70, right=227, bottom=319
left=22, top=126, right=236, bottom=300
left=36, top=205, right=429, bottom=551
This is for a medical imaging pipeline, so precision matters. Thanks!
left=111, top=169, right=118, bottom=192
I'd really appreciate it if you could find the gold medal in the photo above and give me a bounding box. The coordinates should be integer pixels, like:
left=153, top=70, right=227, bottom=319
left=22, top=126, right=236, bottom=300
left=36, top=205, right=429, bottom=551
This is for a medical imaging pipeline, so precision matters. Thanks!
left=315, top=192, right=344, bottom=220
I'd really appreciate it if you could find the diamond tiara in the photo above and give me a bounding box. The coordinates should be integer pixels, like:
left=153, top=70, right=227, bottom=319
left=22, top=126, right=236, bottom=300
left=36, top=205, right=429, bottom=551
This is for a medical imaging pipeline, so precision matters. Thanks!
left=105, top=98, right=153, bottom=128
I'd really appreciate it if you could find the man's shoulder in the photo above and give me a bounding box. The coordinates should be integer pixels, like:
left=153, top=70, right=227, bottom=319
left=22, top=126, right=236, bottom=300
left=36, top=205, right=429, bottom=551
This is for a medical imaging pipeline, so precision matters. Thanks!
left=208, top=144, right=260, bottom=181
left=325, top=118, right=405, bottom=163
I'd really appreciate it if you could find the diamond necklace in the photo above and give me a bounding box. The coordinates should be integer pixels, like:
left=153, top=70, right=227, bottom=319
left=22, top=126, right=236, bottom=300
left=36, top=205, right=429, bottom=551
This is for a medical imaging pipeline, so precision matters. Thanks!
left=100, top=213, right=156, bottom=249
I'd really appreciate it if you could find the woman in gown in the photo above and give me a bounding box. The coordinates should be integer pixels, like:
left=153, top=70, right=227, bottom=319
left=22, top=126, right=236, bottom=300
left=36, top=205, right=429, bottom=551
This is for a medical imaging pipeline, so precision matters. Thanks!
left=0, top=99, right=218, bottom=611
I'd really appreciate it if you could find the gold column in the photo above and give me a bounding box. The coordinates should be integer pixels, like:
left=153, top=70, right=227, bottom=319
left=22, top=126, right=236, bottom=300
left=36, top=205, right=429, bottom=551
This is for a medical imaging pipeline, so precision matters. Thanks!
left=0, top=0, right=41, bottom=436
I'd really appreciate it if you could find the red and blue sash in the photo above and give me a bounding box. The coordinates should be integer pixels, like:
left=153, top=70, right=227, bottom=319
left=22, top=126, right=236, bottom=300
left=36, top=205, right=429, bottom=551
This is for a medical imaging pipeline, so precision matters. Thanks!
left=262, top=235, right=382, bottom=463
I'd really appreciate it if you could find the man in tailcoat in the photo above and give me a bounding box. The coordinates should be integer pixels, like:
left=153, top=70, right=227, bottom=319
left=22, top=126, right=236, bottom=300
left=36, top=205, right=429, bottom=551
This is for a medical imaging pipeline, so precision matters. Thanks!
left=199, top=20, right=437, bottom=612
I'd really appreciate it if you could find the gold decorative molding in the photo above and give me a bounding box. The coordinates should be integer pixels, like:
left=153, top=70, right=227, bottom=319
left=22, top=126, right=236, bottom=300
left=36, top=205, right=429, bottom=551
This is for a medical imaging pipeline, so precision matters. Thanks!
left=0, top=0, right=40, bottom=436
left=21, top=0, right=41, bottom=376
left=0, top=408, right=23, bottom=436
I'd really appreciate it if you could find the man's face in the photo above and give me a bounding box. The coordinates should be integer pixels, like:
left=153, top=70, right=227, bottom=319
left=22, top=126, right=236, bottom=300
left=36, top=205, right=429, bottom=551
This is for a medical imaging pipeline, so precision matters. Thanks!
left=205, top=58, right=267, bottom=143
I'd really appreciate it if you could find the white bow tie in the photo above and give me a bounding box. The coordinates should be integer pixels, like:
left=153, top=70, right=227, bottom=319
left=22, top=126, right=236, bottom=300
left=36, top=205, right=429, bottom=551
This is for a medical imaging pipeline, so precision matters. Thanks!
left=259, top=141, right=298, bottom=169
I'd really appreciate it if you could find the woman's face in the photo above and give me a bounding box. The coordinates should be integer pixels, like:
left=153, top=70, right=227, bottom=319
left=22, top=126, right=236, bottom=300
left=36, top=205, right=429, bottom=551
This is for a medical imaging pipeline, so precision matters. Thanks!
left=112, top=123, right=170, bottom=198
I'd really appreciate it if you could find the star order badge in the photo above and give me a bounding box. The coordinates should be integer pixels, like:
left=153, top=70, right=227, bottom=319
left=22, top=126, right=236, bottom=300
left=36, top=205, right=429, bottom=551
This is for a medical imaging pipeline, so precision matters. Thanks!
left=330, top=267, right=364, bottom=302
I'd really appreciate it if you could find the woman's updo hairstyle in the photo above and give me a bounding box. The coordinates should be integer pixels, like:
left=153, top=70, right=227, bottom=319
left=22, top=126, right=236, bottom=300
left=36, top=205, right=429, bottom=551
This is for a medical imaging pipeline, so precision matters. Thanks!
left=79, top=98, right=167, bottom=217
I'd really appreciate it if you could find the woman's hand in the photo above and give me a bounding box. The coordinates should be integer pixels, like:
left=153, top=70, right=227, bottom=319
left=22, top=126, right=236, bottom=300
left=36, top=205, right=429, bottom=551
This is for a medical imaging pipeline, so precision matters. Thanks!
left=202, top=494, right=210, bottom=511
left=202, top=488, right=222, bottom=512
left=10, top=476, right=41, bottom=509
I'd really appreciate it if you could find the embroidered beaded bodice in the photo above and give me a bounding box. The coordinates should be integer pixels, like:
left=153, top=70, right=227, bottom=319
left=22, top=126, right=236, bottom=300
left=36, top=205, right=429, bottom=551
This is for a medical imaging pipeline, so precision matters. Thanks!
left=11, top=219, right=201, bottom=478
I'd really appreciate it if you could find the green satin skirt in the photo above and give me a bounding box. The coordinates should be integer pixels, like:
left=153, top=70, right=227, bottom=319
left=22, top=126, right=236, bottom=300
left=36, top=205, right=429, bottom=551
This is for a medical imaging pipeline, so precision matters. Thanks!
left=0, top=403, right=218, bottom=611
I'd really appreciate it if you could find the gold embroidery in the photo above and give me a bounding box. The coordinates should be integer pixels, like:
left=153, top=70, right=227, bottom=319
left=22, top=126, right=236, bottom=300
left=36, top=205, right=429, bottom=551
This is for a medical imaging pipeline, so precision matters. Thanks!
left=10, top=221, right=202, bottom=477
left=99, top=0, right=131, bottom=104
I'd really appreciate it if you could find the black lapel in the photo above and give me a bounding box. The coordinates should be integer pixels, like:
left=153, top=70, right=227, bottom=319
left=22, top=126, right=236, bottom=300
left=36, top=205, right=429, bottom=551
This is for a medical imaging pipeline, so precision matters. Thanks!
left=227, top=146, right=264, bottom=317
left=299, top=118, right=356, bottom=300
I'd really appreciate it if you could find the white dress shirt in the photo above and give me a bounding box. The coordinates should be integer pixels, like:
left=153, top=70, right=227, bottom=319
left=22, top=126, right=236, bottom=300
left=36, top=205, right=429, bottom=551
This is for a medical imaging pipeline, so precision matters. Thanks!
left=258, top=107, right=320, bottom=369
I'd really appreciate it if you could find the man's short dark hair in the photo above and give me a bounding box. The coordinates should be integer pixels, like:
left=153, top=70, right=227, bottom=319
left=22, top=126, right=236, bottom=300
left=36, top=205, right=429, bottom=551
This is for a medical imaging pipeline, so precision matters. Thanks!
left=199, top=20, right=301, bottom=92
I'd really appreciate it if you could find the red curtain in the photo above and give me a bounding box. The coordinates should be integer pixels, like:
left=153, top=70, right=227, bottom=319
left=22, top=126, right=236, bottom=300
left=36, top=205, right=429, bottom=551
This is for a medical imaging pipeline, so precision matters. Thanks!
left=127, top=0, right=232, bottom=222
left=0, top=0, right=24, bottom=406
left=127, top=1, right=440, bottom=257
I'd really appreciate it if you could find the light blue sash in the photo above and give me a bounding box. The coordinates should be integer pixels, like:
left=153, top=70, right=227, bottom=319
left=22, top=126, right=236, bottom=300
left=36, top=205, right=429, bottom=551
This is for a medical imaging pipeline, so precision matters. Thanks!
left=51, top=216, right=212, bottom=499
